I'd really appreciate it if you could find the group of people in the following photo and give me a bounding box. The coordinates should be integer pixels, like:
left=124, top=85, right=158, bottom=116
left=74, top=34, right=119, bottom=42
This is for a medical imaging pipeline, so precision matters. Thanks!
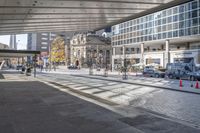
left=39, top=62, right=56, bottom=72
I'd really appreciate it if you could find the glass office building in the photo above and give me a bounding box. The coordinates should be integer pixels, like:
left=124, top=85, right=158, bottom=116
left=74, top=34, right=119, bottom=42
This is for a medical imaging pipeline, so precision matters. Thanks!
left=111, top=0, right=200, bottom=70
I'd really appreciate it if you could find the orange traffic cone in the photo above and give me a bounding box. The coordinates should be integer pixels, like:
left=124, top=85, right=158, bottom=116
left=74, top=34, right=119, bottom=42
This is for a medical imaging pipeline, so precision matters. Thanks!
left=195, top=80, right=199, bottom=89
left=180, top=79, right=183, bottom=88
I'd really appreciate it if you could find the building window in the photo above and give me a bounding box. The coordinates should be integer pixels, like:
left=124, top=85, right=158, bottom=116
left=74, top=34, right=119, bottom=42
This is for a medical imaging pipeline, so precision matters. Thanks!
left=173, top=7, right=178, bottom=14
left=41, top=42, right=48, bottom=45
left=42, top=38, right=48, bottom=40
left=42, top=33, right=48, bottom=36
left=192, top=27, right=198, bottom=35
left=173, top=30, right=178, bottom=37
left=173, top=15, right=178, bottom=22
left=185, top=28, right=191, bottom=35
left=167, top=16, right=172, bottom=23
left=179, top=5, right=185, bottom=13
left=41, top=47, right=47, bottom=49
left=179, top=13, right=185, bottom=21
left=192, top=1, right=198, bottom=9
left=179, top=21, right=185, bottom=29
left=192, top=10, right=198, bottom=18
left=192, top=18, right=198, bottom=26
left=179, top=29, right=185, bottom=36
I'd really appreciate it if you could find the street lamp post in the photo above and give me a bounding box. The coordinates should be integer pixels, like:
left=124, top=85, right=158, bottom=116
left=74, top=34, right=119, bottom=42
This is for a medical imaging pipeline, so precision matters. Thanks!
left=49, top=32, right=52, bottom=71
left=104, top=45, right=108, bottom=77
left=89, top=47, right=93, bottom=75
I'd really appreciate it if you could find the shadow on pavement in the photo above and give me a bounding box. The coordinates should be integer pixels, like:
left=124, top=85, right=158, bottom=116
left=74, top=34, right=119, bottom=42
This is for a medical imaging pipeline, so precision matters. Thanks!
left=0, top=73, right=5, bottom=79
left=0, top=80, right=199, bottom=133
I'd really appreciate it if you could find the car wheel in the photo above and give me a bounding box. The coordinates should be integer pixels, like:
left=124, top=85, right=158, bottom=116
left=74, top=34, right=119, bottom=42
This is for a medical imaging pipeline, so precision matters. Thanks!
left=168, top=74, right=173, bottom=79
left=155, top=74, right=159, bottom=78
left=190, top=76, right=195, bottom=81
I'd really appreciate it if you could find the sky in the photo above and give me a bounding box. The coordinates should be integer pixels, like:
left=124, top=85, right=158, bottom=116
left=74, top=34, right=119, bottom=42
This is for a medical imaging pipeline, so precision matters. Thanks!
left=0, top=34, right=27, bottom=50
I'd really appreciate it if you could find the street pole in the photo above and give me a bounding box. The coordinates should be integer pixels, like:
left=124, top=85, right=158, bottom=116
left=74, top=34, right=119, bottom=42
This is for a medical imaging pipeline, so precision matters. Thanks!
left=34, top=54, right=37, bottom=78
left=123, top=46, right=127, bottom=80
left=104, top=45, right=108, bottom=77
left=49, top=32, right=52, bottom=71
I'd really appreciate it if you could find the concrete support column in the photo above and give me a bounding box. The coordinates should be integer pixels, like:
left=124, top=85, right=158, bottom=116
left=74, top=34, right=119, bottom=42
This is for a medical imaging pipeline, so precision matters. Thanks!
left=112, top=47, right=116, bottom=71
left=113, top=47, right=116, bottom=56
left=165, top=40, right=170, bottom=68
left=97, top=45, right=99, bottom=66
left=122, top=46, right=125, bottom=67
left=140, top=43, right=144, bottom=66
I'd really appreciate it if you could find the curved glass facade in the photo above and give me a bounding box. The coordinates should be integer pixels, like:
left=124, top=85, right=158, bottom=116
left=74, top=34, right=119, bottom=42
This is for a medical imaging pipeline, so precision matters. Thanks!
left=112, top=0, right=200, bottom=46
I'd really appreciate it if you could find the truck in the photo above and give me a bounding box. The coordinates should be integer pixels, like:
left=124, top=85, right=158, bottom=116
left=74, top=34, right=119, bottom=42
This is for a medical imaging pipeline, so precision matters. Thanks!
left=165, top=60, right=195, bottom=79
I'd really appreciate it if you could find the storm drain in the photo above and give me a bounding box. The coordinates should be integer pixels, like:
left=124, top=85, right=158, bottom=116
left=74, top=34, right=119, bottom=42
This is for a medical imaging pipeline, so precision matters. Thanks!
left=119, top=114, right=200, bottom=133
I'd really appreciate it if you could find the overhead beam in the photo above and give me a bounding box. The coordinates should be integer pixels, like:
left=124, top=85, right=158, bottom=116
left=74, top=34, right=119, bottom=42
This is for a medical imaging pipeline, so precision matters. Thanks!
left=0, top=23, right=105, bottom=29
left=0, top=12, right=138, bottom=15
left=0, top=27, right=93, bottom=34
left=34, top=0, right=165, bottom=4
left=0, top=19, right=116, bottom=24
left=0, top=17, right=124, bottom=21
left=0, top=6, right=151, bottom=10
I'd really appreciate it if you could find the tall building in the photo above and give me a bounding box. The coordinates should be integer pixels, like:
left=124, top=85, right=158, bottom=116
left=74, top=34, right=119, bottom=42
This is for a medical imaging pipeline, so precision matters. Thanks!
left=27, top=33, right=55, bottom=53
left=111, top=0, right=200, bottom=70
left=9, top=35, right=17, bottom=49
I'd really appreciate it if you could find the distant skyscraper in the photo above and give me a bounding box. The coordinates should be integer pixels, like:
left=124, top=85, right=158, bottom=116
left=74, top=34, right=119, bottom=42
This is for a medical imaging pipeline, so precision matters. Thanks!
left=9, top=35, right=17, bottom=49
left=27, top=32, right=73, bottom=53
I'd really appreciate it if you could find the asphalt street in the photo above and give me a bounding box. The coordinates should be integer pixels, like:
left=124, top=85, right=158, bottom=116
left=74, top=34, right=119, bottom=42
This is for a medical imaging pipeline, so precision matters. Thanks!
left=0, top=81, right=143, bottom=133
left=0, top=71, right=200, bottom=133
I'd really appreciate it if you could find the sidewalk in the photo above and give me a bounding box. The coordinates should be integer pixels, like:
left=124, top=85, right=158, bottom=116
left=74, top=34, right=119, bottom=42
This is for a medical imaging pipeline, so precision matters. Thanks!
left=0, top=70, right=35, bottom=81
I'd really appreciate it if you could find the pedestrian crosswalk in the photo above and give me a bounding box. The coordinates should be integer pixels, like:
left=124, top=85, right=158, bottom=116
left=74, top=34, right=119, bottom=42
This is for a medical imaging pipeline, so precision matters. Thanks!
left=38, top=74, right=159, bottom=106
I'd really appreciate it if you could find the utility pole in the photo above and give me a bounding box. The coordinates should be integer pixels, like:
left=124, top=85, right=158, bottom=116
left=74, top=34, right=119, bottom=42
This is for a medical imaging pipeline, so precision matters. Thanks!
left=49, top=32, right=52, bottom=71
left=104, top=45, right=108, bottom=77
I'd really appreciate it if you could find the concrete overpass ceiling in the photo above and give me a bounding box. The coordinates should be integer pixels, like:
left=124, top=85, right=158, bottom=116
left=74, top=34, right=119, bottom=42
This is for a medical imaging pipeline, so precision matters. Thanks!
left=0, top=0, right=190, bottom=35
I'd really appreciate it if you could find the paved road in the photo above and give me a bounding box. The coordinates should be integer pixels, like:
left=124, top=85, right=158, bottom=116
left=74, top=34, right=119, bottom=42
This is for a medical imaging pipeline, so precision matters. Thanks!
left=38, top=72, right=200, bottom=128
left=0, top=71, right=200, bottom=133
left=0, top=81, right=142, bottom=133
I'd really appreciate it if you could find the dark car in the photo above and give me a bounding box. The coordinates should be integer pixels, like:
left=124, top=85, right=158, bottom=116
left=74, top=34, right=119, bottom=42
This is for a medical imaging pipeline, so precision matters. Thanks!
left=16, top=65, right=23, bottom=70
left=143, top=69, right=165, bottom=78
left=188, top=71, right=200, bottom=81
left=68, top=65, right=78, bottom=69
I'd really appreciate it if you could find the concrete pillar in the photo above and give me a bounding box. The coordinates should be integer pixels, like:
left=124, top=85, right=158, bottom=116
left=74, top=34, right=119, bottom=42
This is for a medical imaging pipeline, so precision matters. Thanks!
left=165, top=40, right=170, bottom=68
left=112, top=47, right=116, bottom=71
left=113, top=47, right=116, bottom=56
left=140, top=43, right=144, bottom=65
left=122, top=46, right=125, bottom=67
left=97, top=45, right=99, bottom=65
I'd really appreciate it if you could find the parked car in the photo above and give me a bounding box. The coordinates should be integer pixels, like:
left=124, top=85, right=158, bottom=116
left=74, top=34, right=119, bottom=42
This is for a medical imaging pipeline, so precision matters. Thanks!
left=68, top=65, right=78, bottom=69
left=16, top=65, right=23, bottom=70
left=188, top=70, right=200, bottom=81
left=143, top=68, right=165, bottom=78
